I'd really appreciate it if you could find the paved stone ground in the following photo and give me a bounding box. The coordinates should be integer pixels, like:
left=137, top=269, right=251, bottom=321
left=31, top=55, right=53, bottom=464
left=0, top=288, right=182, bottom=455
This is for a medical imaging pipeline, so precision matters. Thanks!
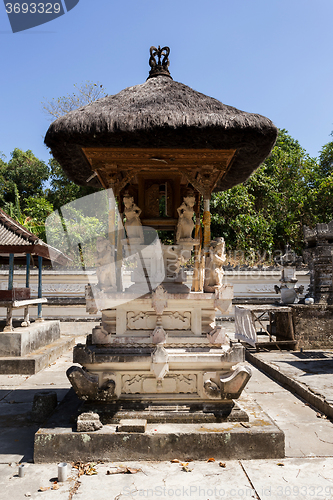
left=250, top=349, right=333, bottom=404
left=1, top=330, right=333, bottom=499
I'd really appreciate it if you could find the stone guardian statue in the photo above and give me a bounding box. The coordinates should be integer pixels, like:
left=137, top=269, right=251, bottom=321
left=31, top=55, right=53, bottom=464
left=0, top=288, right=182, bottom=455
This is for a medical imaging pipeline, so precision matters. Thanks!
left=204, top=237, right=226, bottom=292
left=123, top=194, right=144, bottom=244
left=176, top=191, right=196, bottom=243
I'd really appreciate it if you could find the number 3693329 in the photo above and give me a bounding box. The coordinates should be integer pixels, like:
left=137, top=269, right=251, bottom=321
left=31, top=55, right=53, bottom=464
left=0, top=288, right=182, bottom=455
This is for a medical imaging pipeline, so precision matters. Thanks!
left=5, top=3, right=61, bottom=14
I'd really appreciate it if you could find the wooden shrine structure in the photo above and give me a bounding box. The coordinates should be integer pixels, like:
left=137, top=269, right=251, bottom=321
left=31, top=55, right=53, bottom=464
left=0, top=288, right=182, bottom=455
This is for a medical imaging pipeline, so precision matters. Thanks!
left=0, top=208, right=68, bottom=331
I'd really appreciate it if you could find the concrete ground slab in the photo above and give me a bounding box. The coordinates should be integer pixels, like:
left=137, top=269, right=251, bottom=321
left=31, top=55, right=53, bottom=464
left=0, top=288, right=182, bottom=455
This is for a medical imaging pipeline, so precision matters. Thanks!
left=0, top=375, right=28, bottom=388
left=247, top=349, right=333, bottom=419
left=0, top=387, right=69, bottom=404
left=2, top=458, right=333, bottom=500
left=0, top=462, right=77, bottom=500
left=245, top=365, right=333, bottom=458
left=242, top=457, right=333, bottom=500
left=2, top=326, right=333, bottom=499
left=70, top=461, right=252, bottom=500
left=0, top=426, right=39, bottom=464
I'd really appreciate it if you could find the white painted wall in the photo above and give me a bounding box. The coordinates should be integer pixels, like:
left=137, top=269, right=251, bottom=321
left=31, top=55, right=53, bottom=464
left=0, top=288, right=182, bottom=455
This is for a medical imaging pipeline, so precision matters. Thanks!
left=0, top=269, right=310, bottom=320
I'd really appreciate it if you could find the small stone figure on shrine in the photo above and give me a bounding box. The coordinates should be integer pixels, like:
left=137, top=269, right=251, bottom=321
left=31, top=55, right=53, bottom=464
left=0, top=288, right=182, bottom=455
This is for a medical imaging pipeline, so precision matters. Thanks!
left=274, top=244, right=304, bottom=304
left=204, top=237, right=226, bottom=292
left=123, top=193, right=144, bottom=244
left=176, top=191, right=196, bottom=242
left=95, top=236, right=116, bottom=292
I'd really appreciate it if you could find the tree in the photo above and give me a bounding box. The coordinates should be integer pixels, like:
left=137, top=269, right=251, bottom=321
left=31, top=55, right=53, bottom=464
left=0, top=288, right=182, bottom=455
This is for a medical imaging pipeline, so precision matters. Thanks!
left=42, top=81, right=104, bottom=209
left=42, top=81, right=107, bottom=120
left=46, top=158, right=98, bottom=212
left=318, top=132, right=333, bottom=177
left=309, top=133, right=333, bottom=223
left=211, top=129, right=320, bottom=258
left=0, top=148, right=49, bottom=208
left=23, top=197, right=54, bottom=241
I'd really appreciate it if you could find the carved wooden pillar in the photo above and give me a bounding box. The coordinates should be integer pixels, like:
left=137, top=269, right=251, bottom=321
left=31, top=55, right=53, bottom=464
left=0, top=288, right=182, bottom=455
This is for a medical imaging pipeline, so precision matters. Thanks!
left=108, top=187, right=116, bottom=248
left=203, top=197, right=211, bottom=254
left=116, top=198, right=123, bottom=292
left=192, top=198, right=202, bottom=292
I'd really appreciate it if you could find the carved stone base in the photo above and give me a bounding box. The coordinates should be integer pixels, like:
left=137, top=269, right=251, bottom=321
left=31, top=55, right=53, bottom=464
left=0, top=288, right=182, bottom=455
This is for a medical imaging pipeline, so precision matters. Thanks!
left=78, top=400, right=249, bottom=424
left=67, top=366, right=116, bottom=403
left=72, top=283, right=249, bottom=406
left=67, top=342, right=250, bottom=403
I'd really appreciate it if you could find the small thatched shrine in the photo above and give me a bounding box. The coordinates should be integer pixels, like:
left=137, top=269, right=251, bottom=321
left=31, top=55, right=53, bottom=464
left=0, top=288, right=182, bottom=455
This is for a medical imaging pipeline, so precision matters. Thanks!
left=36, top=47, right=282, bottom=462
left=45, top=46, right=277, bottom=250
left=0, top=207, right=68, bottom=330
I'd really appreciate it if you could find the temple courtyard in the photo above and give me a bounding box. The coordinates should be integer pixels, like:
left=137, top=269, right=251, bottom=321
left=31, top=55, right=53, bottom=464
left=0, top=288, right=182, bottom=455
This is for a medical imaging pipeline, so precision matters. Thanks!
left=0, top=324, right=332, bottom=500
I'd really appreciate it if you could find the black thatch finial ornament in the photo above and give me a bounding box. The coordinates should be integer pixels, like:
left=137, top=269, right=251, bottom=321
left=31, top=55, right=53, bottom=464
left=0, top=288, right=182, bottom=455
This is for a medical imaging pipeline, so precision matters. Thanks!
left=148, top=46, right=172, bottom=80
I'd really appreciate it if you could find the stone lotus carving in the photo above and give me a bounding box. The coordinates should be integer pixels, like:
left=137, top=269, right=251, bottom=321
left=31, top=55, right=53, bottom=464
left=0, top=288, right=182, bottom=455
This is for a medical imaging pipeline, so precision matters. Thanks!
left=151, top=284, right=168, bottom=315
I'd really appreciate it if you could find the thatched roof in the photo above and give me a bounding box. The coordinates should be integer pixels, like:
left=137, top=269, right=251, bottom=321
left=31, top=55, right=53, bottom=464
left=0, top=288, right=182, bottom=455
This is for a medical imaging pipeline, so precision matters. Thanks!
left=0, top=208, right=69, bottom=265
left=45, top=75, right=278, bottom=192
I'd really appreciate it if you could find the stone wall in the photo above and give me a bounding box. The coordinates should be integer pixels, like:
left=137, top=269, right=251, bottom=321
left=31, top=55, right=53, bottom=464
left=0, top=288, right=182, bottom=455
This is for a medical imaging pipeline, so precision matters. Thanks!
left=291, top=304, right=333, bottom=349
left=0, top=269, right=310, bottom=321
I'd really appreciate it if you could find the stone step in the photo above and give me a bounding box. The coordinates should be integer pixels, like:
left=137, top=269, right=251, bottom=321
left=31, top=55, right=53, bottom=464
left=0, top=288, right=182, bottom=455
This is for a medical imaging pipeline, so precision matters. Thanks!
left=0, top=336, right=75, bottom=375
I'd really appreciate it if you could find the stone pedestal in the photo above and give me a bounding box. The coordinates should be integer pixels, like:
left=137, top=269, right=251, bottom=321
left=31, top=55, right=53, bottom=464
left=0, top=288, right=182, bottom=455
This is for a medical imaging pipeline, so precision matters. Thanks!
left=291, top=304, right=333, bottom=349
left=0, top=320, right=74, bottom=374
left=67, top=282, right=252, bottom=414
left=303, top=221, right=333, bottom=305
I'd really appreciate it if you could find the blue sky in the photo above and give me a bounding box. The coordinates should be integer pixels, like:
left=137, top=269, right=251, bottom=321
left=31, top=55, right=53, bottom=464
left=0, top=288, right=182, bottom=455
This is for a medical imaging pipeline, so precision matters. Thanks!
left=1, top=0, right=333, bottom=166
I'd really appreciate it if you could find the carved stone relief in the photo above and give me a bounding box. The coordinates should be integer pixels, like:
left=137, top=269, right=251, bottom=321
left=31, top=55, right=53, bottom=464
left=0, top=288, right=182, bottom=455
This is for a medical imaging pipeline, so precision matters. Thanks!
left=122, top=373, right=197, bottom=394
left=127, top=311, right=191, bottom=330
left=151, top=284, right=168, bottom=316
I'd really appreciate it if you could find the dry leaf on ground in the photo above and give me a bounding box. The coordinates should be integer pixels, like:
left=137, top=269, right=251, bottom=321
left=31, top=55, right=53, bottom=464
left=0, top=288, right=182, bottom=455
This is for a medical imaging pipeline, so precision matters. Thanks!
left=73, top=462, right=97, bottom=476
left=107, top=466, right=141, bottom=475
left=181, top=462, right=192, bottom=472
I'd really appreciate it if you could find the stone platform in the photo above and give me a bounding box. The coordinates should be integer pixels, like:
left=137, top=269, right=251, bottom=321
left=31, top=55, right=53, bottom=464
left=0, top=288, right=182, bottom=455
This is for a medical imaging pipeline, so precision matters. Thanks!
left=0, top=321, right=75, bottom=375
left=33, top=389, right=284, bottom=462
left=78, top=400, right=249, bottom=423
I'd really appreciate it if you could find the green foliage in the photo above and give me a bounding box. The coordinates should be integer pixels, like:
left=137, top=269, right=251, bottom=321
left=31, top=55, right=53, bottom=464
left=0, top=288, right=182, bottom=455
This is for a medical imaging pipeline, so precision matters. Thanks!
left=3, top=126, right=333, bottom=265
left=46, top=204, right=108, bottom=268
left=3, top=183, right=23, bottom=223
left=211, top=129, right=330, bottom=257
left=22, top=197, right=54, bottom=240
left=318, top=133, right=333, bottom=177
left=0, top=148, right=49, bottom=207
left=46, top=158, right=98, bottom=211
